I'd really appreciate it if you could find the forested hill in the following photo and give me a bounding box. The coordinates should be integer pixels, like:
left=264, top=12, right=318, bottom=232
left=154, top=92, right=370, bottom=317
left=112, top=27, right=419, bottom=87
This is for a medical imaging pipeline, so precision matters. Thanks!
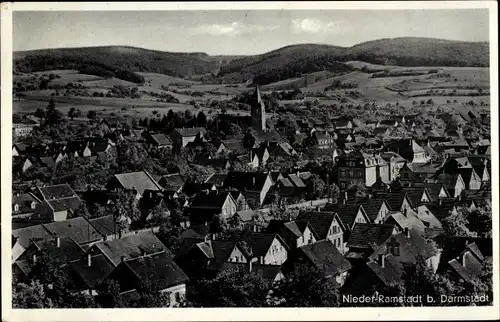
left=14, top=37, right=489, bottom=85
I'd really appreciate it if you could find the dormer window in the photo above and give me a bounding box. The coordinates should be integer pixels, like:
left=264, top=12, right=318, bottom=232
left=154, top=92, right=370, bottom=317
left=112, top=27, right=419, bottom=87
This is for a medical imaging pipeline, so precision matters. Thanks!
left=31, top=201, right=36, bottom=209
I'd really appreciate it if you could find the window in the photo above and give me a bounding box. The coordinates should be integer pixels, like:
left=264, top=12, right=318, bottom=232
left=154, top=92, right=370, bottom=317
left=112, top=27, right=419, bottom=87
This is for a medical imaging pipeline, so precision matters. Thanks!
left=14, top=204, right=19, bottom=212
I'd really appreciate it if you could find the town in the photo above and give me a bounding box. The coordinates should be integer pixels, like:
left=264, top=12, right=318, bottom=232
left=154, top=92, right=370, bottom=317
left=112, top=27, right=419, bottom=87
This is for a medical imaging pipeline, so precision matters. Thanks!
left=12, top=82, right=492, bottom=307
left=9, top=9, right=493, bottom=310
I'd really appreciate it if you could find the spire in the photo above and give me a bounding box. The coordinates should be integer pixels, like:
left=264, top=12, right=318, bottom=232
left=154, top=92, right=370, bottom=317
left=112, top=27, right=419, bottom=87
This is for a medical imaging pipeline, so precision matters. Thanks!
left=255, top=84, right=263, bottom=104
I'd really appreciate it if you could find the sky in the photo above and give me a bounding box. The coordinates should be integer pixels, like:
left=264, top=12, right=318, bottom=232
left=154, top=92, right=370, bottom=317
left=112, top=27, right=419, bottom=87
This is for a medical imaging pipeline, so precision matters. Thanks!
left=13, top=9, right=489, bottom=55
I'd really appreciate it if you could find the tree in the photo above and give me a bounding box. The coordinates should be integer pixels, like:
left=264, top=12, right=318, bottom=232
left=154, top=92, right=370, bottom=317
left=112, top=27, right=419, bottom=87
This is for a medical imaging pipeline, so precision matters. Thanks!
left=13, top=281, right=54, bottom=308
left=95, top=279, right=124, bottom=308
left=271, top=264, right=340, bottom=307
left=87, top=110, right=97, bottom=120
left=189, top=267, right=271, bottom=307
left=68, top=107, right=82, bottom=120
left=466, top=201, right=492, bottom=238
left=34, top=107, right=46, bottom=119
left=110, top=189, right=141, bottom=227
left=442, top=207, right=477, bottom=237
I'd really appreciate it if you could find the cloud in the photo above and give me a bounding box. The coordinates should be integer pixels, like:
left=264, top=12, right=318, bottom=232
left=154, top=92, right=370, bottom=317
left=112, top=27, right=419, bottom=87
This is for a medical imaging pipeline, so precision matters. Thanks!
left=292, top=18, right=337, bottom=33
left=190, top=22, right=278, bottom=36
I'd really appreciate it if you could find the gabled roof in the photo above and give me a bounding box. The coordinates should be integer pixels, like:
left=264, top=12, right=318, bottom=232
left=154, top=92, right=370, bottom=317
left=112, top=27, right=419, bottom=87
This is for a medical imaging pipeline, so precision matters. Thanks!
left=12, top=224, right=53, bottom=249
left=402, top=187, right=429, bottom=207
left=220, top=139, right=245, bottom=152
left=414, top=205, right=443, bottom=230
left=159, top=173, right=186, bottom=191
left=190, top=191, right=232, bottom=209
left=375, top=192, right=410, bottom=211
left=233, top=209, right=258, bottom=222
left=148, top=133, right=172, bottom=146
left=38, top=184, right=77, bottom=200
left=346, top=223, right=395, bottom=250
left=70, top=254, right=115, bottom=289
left=411, top=182, right=449, bottom=202
left=223, top=171, right=270, bottom=192
left=47, top=196, right=82, bottom=212
left=94, top=231, right=170, bottom=266
left=297, top=240, right=352, bottom=276
left=89, top=215, right=118, bottom=237
left=113, top=171, right=162, bottom=195
left=244, top=232, right=288, bottom=257
left=43, top=217, right=102, bottom=245
left=174, top=127, right=207, bottom=137
left=366, top=254, right=403, bottom=286
left=122, top=251, right=189, bottom=289
left=323, top=203, right=367, bottom=229
left=32, top=236, right=86, bottom=263
left=296, top=211, right=341, bottom=239
left=12, top=193, right=41, bottom=214
left=204, top=173, right=228, bottom=186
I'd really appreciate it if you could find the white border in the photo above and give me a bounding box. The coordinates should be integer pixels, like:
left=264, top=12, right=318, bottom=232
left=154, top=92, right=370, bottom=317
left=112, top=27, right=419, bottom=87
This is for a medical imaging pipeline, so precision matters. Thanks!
left=2, top=2, right=499, bottom=321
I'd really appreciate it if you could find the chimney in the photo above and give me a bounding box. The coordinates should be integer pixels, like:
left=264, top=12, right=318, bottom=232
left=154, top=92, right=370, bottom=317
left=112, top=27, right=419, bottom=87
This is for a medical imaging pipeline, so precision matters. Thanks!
left=404, top=227, right=410, bottom=238
left=253, top=177, right=256, bottom=186
left=462, top=253, right=467, bottom=268
left=253, top=225, right=257, bottom=232
left=205, top=221, right=208, bottom=226
left=33, top=254, right=37, bottom=264
left=212, top=233, right=216, bottom=240
left=344, top=191, right=348, bottom=201
left=379, top=254, right=385, bottom=268
left=121, top=256, right=126, bottom=263
left=259, top=256, right=264, bottom=264
left=438, top=199, right=443, bottom=206
left=87, top=253, right=92, bottom=267
left=56, top=237, right=61, bottom=248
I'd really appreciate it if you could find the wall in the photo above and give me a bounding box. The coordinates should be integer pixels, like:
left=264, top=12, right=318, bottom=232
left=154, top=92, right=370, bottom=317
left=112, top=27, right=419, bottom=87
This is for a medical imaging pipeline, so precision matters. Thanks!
left=161, top=283, right=187, bottom=307
left=264, top=238, right=287, bottom=265
left=228, top=246, right=248, bottom=263
left=296, top=226, right=316, bottom=248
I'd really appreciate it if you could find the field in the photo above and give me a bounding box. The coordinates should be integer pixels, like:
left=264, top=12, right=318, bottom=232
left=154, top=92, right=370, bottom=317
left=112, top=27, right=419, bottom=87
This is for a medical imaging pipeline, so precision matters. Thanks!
left=13, top=63, right=490, bottom=121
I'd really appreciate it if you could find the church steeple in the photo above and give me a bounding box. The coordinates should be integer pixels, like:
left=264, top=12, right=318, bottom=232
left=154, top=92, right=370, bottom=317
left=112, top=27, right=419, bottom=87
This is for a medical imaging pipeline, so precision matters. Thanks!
left=251, top=84, right=266, bottom=131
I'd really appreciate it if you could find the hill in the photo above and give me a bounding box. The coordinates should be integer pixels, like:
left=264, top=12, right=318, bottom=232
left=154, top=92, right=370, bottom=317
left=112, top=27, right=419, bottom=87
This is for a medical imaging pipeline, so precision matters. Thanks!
left=345, top=37, right=489, bottom=67
left=14, top=46, right=219, bottom=83
left=13, top=38, right=489, bottom=85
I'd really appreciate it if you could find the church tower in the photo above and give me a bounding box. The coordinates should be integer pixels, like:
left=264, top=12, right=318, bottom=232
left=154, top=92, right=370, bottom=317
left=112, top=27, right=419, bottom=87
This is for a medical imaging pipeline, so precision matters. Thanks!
left=251, top=85, right=266, bottom=131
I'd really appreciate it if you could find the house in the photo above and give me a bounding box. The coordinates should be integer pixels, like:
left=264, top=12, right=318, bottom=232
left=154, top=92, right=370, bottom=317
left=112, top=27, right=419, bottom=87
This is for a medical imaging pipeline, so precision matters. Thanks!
left=346, top=198, right=391, bottom=224
left=231, top=209, right=259, bottom=225
left=312, top=131, right=335, bottom=149
left=68, top=253, right=115, bottom=295
left=429, top=173, right=466, bottom=198
left=159, top=174, right=186, bottom=195
left=146, top=133, right=173, bottom=149
left=383, top=211, right=427, bottom=235
left=333, top=118, right=353, bottom=129
left=438, top=238, right=492, bottom=285
left=13, top=118, right=39, bottom=137
left=265, top=220, right=318, bottom=249
left=105, top=251, right=189, bottom=306
left=377, top=119, right=399, bottom=128
left=243, top=232, right=289, bottom=266
left=90, top=231, right=172, bottom=266
left=204, top=173, right=228, bottom=188
left=399, top=163, right=439, bottom=185
left=295, top=211, right=346, bottom=253
left=43, top=217, right=103, bottom=246
left=380, top=152, right=406, bottom=182
left=373, top=127, right=391, bottom=137
left=414, top=205, right=444, bottom=232
left=375, top=191, right=413, bottom=213
left=323, top=203, right=371, bottom=233
left=401, top=187, right=433, bottom=208
left=385, top=139, right=429, bottom=164
left=12, top=224, right=54, bottom=261
left=284, top=240, right=352, bottom=287
left=108, top=170, right=162, bottom=198
left=12, top=192, right=41, bottom=219
left=188, top=190, right=238, bottom=223
left=345, top=223, right=397, bottom=261
left=193, top=155, right=231, bottom=170
left=35, top=184, right=82, bottom=222
left=175, top=238, right=252, bottom=279
left=222, top=172, right=273, bottom=207
left=410, top=182, right=450, bottom=203
left=336, top=151, right=390, bottom=188
left=65, top=140, right=92, bottom=158
left=89, top=215, right=121, bottom=241
left=12, top=143, right=29, bottom=156
left=170, top=127, right=207, bottom=148
left=216, top=139, right=245, bottom=155
left=455, top=168, right=482, bottom=190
